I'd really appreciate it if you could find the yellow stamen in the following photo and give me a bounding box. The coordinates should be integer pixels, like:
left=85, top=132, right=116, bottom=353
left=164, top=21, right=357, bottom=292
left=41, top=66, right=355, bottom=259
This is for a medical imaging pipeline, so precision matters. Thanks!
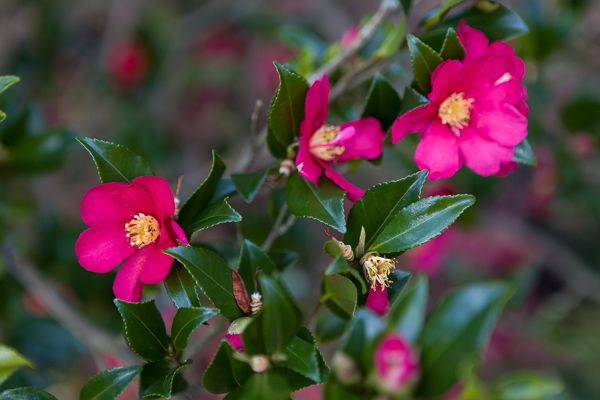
left=309, top=123, right=345, bottom=161
left=125, top=213, right=161, bottom=248
left=361, top=253, right=396, bottom=291
left=438, top=92, right=475, bottom=136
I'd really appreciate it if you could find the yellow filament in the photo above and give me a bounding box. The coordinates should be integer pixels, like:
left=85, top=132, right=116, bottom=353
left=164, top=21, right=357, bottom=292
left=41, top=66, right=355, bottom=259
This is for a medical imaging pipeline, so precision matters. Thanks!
left=438, top=92, right=475, bottom=136
left=125, top=213, right=160, bottom=248
left=362, top=254, right=396, bottom=291
left=309, top=124, right=345, bottom=161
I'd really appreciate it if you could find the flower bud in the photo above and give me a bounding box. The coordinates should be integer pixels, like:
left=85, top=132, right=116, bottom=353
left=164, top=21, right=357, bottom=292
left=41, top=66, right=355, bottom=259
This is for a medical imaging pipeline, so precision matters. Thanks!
left=373, top=333, right=419, bottom=395
left=250, top=292, right=262, bottom=314
left=250, top=354, right=271, bottom=372
left=279, top=159, right=296, bottom=177
left=331, top=352, right=361, bottom=386
left=226, top=317, right=252, bottom=351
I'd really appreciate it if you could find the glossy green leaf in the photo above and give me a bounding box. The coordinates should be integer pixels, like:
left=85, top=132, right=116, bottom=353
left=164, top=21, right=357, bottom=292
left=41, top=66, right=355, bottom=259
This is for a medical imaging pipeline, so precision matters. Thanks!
left=268, top=62, right=309, bottom=150
left=76, top=137, right=154, bottom=184
left=0, top=344, right=33, bottom=385
left=345, top=170, right=428, bottom=250
left=79, top=366, right=142, bottom=400
left=114, top=299, right=170, bottom=362
left=241, top=312, right=267, bottom=356
left=513, top=138, right=537, bottom=166
left=316, top=308, right=349, bottom=343
left=267, top=125, right=288, bottom=159
left=238, top=239, right=277, bottom=296
left=0, top=76, right=19, bottom=95
left=388, top=274, right=428, bottom=343
left=361, top=73, right=402, bottom=131
left=407, top=34, right=443, bottom=94
left=374, top=17, right=407, bottom=60
left=164, top=261, right=201, bottom=309
left=285, top=172, right=346, bottom=234
left=369, top=194, right=475, bottom=254
left=278, top=336, right=319, bottom=382
left=341, top=309, right=386, bottom=373
left=171, top=307, right=220, bottom=350
left=210, top=177, right=237, bottom=203
left=165, top=246, right=244, bottom=320
left=416, top=282, right=513, bottom=397
left=143, top=360, right=191, bottom=399
left=321, top=273, right=357, bottom=320
left=184, top=197, right=241, bottom=233
left=495, top=371, right=564, bottom=400
left=0, top=388, right=58, bottom=400
left=296, top=327, right=330, bottom=384
left=399, top=86, right=430, bottom=115
left=203, top=341, right=254, bottom=394
left=423, top=0, right=467, bottom=27
left=224, top=372, right=291, bottom=400
left=387, top=269, right=413, bottom=303
left=324, top=256, right=367, bottom=295
left=230, top=170, right=268, bottom=203
left=440, top=27, right=465, bottom=60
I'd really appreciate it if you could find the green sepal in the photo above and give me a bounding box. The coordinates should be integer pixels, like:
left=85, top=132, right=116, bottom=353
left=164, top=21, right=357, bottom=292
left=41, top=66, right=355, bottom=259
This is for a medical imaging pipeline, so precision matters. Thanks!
left=79, top=365, right=142, bottom=400
left=171, top=307, right=220, bottom=350
left=230, top=170, right=268, bottom=203
left=407, top=34, right=444, bottom=94
left=361, top=73, right=402, bottom=132
left=202, top=341, right=254, bottom=394
left=164, top=261, right=201, bottom=309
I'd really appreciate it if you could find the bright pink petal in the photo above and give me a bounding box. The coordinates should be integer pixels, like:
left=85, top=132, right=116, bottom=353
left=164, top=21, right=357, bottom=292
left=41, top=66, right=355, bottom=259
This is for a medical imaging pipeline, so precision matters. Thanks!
left=490, top=41, right=525, bottom=81
left=496, top=161, right=518, bottom=177
left=458, top=20, right=490, bottom=63
left=429, top=60, right=463, bottom=104
left=458, top=127, right=514, bottom=176
left=470, top=79, right=522, bottom=105
left=139, top=237, right=177, bottom=284
left=366, top=285, right=389, bottom=315
left=414, top=119, right=461, bottom=180
left=458, top=54, right=505, bottom=94
left=132, top=176, right=175, bottom=220
left=113, top=246, right=150, bottom=302
left=226, top=334, right=244, bottom=351
left=81, top=182, right=154, bottom=227
left=337, top=118, right=385, bottom=162
left=323, top=166, right=364, bottom=202
left=296, top=136, right=323, bottom=185
left=171, top=219, right=188, bottom=244
left=392, top=103, right=438, bottom=143
left=472, top=103, right=528, bottom=147
left=300, top=75, right=329, bottom=139
left=75, top=225, right=135, bottom=273
left=515, top=99, right=529, bottom=117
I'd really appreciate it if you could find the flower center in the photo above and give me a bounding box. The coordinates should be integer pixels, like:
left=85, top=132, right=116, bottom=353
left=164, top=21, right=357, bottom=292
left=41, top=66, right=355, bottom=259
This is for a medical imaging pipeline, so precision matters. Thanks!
left=361, top=253, right=396, bottom=291
left=125, top=213, right=160, bottom=248
left=309, top=123, right=345, bottom=161
left=438, top=92, right=475, bottom=136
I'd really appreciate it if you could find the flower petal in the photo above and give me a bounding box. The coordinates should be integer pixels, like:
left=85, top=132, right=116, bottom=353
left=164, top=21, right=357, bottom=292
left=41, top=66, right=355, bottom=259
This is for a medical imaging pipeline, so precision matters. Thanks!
left=337, top=118, right=385, bottom=162
left=81, top=182, right=154, bottom=227
left=132, top=176, right=175, bottom=220
left=170, top=219, right=189, bottom=244
left=296, top=136, right=323, bottom=185
left=75, top=225, right=135, bottom=273
left=490, top=41, right=525, bottom=81
left=300, top=74, right=329, bottom=139
left=458, top=127, right=514, bottom=176
left=496, top=161, right=518, bottom=177
left=414, top=118, right=461, bottom=180
left=139, top=237, right=177, bottom=284
left=458, top=54, right=506, bottom=94
left=113, top=245, right=151, bottom=302
left=391, top=103, right=438, bottom=143
left=472, top=103, right=528, bottom=147
left=323, top=165, right=365, bottom=202
left=366, top=285, right=389, bottom=315
left=429, top=60, right=463, bottom=104
left=458, top=20, right=490, bottom=63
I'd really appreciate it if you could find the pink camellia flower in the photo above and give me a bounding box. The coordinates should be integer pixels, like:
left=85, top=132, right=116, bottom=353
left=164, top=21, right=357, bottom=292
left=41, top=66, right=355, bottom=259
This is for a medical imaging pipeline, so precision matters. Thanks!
left=392, top=23, right=528, bottom=179
left=225, top=317, right=252, bottom=352
left=75, top=176, right=188, bottom=302
left=106, top=41, right=150, bottom=91
left=373, top=333, right=419, bottom=395
left=362, top=253, right=396, bottom=315
left=296, top=75, right=386, bottom=202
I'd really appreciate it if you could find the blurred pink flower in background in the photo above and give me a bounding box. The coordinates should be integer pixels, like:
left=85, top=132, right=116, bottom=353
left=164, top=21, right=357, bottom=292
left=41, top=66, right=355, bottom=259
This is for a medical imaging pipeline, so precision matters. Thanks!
left=405, top=228, right=454, bottom=276
left=341, top=25, right=359, bottom=49
left=195, top=26, right=246, bottom=61
left=292, top=384, right=323, bottom=400
left=75, top=176, right=188, bottom=302
left=296, top=74, right=386, bottom=201
left=373, top=333, right=419, bottom=395
left=106, top=41, right=150, bottom=91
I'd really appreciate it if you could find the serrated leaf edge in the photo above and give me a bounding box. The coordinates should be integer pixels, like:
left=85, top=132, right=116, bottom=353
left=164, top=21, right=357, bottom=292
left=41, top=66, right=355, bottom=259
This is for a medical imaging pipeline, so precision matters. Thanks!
left=80, top=365, right=142, bottom=400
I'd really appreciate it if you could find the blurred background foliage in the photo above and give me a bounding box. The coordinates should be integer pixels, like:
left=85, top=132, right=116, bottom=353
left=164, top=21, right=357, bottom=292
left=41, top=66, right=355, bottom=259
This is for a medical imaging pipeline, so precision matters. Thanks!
left=0, top=0, right=600, bottom=398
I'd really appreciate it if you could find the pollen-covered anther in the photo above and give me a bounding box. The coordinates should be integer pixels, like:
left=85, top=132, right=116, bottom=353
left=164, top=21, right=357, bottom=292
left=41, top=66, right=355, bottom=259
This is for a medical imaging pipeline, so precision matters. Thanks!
left=250, top=292, right=262, bottom=314
left=360, top=253, right=396, bottom=291
left=125, top=213, right=161, bottom=248
left=309, top=123, right=345, bottom=161
left=438, top=92, right=475, bottom=136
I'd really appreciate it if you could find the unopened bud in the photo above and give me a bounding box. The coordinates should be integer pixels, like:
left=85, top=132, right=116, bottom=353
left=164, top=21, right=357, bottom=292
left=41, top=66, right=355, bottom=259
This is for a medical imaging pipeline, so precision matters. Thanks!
left=373, top=333, right=419, bottom=395
left=250, top=292, right=262, bottom=314
left=332, top=352, right=361, bottom=385
left=226, top=317, right=252, bottom=352
left=279, top=159, right=296, bottom=177
left=341, top=243, right=354, bottom=261
left=250, top=355, right=270, bottom=372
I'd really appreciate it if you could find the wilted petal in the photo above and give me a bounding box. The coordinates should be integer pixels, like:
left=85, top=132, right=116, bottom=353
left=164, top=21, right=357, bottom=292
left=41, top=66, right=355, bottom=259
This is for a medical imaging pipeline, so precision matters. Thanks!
left=392, top=103, right=438, bottom=143
left=337, top=118, right=385, bottom=162
left=75, top=225, right=136, bottom=273
left=414, top=119, right=461, bottom=180
left=324, top=166, right=365, bottom=202
left=300, top=74, right=329, bottom=139
left=458, top=127, right=514, bottom=176
left=366, top=285, right=389, bottom=315
left=132, top=176, right=175, bottom=220
left=296, top=136, right=323, bottom=185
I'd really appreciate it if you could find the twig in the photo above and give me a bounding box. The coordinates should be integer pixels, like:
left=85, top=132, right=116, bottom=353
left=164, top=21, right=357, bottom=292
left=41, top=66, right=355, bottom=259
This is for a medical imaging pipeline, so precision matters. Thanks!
left=261, top=203, right=289, bottom=252
left=250, top=99, right=263, bottom=138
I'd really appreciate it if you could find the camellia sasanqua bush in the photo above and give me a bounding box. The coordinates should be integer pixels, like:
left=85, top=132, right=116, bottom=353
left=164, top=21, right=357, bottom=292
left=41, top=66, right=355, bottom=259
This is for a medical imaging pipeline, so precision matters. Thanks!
left=3, top=0, right=588, bottom=399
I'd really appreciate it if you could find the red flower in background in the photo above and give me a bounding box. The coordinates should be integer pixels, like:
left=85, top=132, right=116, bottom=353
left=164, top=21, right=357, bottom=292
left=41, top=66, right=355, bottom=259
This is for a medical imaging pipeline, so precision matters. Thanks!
left=106, top=41, right=150, bottom=91
left=373, top=333, right=419, bottom=395
left=75, top=176, right=188, bottom=302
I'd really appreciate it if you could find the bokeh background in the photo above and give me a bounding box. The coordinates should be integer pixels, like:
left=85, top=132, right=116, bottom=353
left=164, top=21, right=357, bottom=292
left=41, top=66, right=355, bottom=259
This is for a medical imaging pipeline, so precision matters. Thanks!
left=1, top=0, right=600, bottom=398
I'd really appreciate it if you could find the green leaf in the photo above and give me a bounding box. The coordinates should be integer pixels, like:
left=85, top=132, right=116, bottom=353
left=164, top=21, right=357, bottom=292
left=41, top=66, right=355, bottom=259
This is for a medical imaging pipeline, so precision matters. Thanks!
left=267, top=125, right=288, bottom=159
left=278, top=336, right=320, bottom=382
left=321, top=273, right=357, bottom=320
left=399, top=86, right=430, bottom=115
left=184, top=197, right=241, bottom=233
left=76, top=137, right=154, bottom=184
left=416, top=282, right=514, bottom=397
left=79, top=366, right=142, bottom=400
left=400, top=0, right=412, bottom=14
left=9, top=129, right=75, bottom=173
left=316, top=308, right=350, bottom=343
left=203, top=341, right=254, bottom=394
left=0, top=76, right=19, bottom=96
left=224, top=372, right=292, bottom=400
left=495, top=371, right=564, bottom=400
left=296, top=327, right=330, bottom=384
left=440, top=27, right=465, bottom=60
left=241, top=312, right=268, bottom=355
left=114, top=299, right=170, bottom=362
left=407, top=34, right=444, bottom=94
left=374, top=17, right=407, bottom=60
left=171, top=307, right=220, bottom=350
left=177, top=150, right=226, bottom=235
left=361, top=73, right=402, bottom=131
left=269, top=250, right=298, bottom=272
left=0, top=344, right=33, bottom=385
left=268, top=62, right=309, bottom=150
left=231, top=171, right=268, bottom=203
left=164, top=261, right=201, bottom=309
left=423, top=0, right=467, bottom=27
left=238, top=240, right=277, bottom=296
left=325, top=256, right=367, bottom=295
left=386, top=269, right=413, bottom=303
left=369, top=194, right=475, bottom=254
left=388, top=274, right=428, bottom=343
left=341, top=309, right=386, bottom=373
left=345, top=170, right=428, bottom=250
left=512, top=138, right=537, bottom=166
left=0, top=388, right=58, bottom=400
left=285, top=172, right=346, bottom=233
left=165, top=246, right=244, bottom=320
left=143, top=360, right=191, bottom=399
